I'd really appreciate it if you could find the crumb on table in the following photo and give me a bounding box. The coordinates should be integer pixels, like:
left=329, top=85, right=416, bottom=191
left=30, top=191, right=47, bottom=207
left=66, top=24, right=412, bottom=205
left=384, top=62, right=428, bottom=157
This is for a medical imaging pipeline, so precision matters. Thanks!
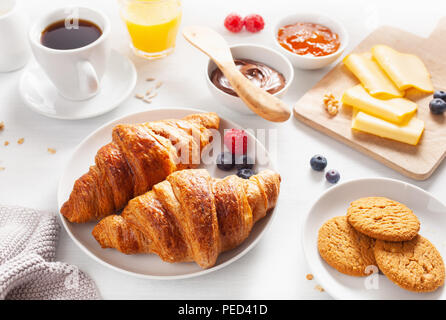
left=4, top=141, right=9, bottom=146
left=47, top=148, right=56, bottom=154
left=306, top=274, right=314, bottom=280
left=17, top=138, right=24, bottom=145
left=314, top=285, right=325, bottom=292
left=155, top=81, right=163, bottom=89
left=0, top=121, right=4, bottom=131
left=0, top=167, right=5, bottom=171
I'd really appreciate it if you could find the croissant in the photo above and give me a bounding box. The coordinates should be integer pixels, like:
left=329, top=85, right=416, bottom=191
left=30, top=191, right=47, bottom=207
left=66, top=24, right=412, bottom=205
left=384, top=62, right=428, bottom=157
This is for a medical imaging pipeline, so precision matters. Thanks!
left=92, top=168, right=281, bottom=269
left=61, top=113, right=220, bottom=223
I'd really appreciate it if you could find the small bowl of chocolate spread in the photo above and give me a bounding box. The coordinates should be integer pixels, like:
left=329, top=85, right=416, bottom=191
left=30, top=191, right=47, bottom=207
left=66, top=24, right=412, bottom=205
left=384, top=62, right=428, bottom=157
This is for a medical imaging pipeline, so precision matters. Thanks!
left=206, top=44, right=294, bottom=115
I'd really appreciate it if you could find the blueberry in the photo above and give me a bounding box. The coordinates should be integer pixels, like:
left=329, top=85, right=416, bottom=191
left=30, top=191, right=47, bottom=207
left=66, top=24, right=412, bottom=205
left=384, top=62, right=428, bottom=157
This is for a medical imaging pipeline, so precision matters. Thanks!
left=325, top=169, right=340, bottom=184
left=429, top=98, right=446, bottom=115
left=237, top=168, right=255, bottom=179
left=216, top=152, right=234, bottom=171
left=234, top=154, right=254, bottom=170
left=434, top=90, right=446, bottom=101
left=310, top=155, right=327, bottom=171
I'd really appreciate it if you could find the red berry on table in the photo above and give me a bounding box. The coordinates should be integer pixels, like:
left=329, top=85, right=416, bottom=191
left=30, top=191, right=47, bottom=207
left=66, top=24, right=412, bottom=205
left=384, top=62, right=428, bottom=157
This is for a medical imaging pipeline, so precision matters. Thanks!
left=244, top=14, right=265, bottom=33
left=224, top=129, right=248, bottom=155
left=224, top=13, right=244, bottom=33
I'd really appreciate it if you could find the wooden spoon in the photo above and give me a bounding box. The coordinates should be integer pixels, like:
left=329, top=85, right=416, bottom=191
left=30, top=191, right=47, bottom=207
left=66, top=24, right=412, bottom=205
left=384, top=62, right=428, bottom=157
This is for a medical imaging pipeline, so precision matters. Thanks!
left=183, top=26, right=291, bottom=122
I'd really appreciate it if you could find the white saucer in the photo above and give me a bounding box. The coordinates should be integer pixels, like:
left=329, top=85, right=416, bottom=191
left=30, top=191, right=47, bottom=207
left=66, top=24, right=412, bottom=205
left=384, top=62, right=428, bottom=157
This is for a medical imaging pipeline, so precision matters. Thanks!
left=19, top=50, right=137, bottom=120
left=302, top=177, right=446, bottom=300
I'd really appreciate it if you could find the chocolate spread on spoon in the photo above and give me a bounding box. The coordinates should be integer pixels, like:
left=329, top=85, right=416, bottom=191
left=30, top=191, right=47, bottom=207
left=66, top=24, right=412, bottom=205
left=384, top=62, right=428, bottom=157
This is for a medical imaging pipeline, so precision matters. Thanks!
left=210, top=59, right=286, bottom=97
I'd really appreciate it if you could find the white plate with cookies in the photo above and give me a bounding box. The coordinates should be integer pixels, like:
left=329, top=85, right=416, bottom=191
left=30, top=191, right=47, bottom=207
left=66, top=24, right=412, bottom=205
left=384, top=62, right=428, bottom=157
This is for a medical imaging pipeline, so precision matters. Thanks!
left=302, top=177, right=446, bottom=299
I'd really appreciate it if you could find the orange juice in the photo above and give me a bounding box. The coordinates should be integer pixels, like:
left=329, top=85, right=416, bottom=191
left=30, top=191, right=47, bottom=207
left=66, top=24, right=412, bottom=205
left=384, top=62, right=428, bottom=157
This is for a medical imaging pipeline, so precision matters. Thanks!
left=119, top=0, right=182, bottom=59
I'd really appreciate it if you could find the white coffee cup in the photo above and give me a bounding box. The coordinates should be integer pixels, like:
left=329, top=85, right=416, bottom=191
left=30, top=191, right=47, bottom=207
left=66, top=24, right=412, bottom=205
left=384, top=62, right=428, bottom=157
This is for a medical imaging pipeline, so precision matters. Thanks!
left=0, top=0, right=30, bottom=72
left=29, top=6, right=111, bottom=101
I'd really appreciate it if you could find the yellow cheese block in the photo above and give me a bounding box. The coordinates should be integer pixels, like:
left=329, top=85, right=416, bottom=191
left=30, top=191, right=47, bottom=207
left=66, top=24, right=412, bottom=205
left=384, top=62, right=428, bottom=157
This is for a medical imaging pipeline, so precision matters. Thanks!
left=342, top=84, right=417, bottom=124
left=372, top=44, right=434, bottom=93
left=343, top=52, right=403, bottom=99
left=352, top=110, right=424, bottom=145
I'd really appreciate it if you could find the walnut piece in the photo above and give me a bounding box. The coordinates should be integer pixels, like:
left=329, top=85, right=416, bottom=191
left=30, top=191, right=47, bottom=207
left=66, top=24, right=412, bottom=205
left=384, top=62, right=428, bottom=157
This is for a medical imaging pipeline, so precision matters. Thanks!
left=323, top=93, right=340, bottom=116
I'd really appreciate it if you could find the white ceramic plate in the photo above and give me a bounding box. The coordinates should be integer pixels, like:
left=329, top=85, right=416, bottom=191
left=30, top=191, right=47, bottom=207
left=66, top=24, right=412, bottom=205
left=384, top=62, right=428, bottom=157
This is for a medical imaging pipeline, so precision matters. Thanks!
left=20, top=49, right=137, bottom=120
left=302, top=178, right=446, bottom=300
left=58, top=108, right=277, bottom=279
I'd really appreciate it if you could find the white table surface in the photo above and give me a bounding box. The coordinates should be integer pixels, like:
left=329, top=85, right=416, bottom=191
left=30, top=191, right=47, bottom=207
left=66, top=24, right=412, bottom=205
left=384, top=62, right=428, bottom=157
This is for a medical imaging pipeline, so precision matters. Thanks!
left=1, top=0, right=445, bottom=300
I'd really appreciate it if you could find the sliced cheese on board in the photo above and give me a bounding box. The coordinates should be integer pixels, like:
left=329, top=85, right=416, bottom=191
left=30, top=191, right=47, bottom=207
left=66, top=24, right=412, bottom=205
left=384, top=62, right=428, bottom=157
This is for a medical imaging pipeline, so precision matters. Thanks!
left=342, top=84, right=417, bottom=124
left=343, top=52, right=403, bottom=99
left=372, top=44, right=434, bottom=93
left=352, top=110, right=424, bottom=146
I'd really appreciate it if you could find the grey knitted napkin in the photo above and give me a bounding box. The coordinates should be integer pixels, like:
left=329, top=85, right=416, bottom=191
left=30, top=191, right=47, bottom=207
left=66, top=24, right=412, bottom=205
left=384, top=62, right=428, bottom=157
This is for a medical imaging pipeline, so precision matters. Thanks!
left=0, top=206, right=100, bottom=300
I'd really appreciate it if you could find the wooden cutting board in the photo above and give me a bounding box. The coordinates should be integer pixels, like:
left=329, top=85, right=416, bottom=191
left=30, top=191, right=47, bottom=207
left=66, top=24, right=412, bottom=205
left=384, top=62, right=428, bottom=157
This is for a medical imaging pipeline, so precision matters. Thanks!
left=294, top=18, right=446, bottom=180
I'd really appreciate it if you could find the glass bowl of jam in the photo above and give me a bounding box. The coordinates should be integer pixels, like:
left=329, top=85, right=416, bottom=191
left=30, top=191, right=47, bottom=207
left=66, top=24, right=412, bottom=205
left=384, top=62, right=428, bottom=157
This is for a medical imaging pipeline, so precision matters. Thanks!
left=206, top=44, right=294, bottom=115
left=273, top=13, right=349, bottom=69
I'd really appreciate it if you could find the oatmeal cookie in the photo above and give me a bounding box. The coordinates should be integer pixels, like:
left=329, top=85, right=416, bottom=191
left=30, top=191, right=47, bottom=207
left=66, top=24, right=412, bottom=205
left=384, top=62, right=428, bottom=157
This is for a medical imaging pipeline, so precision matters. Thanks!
left=374, top=235, right=445, bottom=292
left=347, top=197, right=420, bottom=241
left=318, top=216, right=377, bottom=276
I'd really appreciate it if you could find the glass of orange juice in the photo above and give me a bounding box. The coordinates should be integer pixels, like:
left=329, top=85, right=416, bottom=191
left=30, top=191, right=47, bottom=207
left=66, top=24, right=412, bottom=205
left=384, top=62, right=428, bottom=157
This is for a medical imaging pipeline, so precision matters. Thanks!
left=118, top=0, right=182, bottom=59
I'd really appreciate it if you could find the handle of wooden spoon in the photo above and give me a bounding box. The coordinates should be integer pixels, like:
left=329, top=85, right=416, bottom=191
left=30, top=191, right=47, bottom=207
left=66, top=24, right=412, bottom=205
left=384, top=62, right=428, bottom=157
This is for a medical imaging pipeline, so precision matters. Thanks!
left=217, top=60, right=291, bottom=122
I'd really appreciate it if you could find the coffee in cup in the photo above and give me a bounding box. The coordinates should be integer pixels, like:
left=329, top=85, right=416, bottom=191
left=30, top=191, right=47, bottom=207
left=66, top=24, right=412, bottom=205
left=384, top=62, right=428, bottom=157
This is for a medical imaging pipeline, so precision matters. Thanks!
left=29, top=7, right=111, bottom=101
left=41, top=19, right=102, bottom=50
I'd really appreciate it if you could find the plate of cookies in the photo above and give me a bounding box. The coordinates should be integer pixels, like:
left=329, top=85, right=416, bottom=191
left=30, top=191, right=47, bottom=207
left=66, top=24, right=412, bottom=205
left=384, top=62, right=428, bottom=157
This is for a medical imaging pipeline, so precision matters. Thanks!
left=302, top=177, right=446, bottom=299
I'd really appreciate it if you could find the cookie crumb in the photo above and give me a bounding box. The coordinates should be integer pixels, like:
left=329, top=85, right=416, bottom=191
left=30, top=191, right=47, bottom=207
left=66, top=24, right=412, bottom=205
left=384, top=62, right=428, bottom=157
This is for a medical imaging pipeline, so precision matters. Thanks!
left=147, top=92, right=158, bottom=99
left=0, top=121, right=4, bottom=131
left=47, top=148, right=56, bottom=154
left=145, top=88, right=153, bottom=96
left=0, top=167, right=5, bottom=171
left=4, top=141, right=9, bottom=146
left=135, top=94, right=144, bottom=100
left=155, top=81, right=163, bottom=89
left=146, top=77, right=155, bottom=82
left=17, top=138, right=24, bottom=145
left=323, top=93, right=340, bottom=116
left=142, top=99, right=152, bottom=104
left=306, top=274, right=314, bottom=280
left=315, top=285, right=324, bottom=292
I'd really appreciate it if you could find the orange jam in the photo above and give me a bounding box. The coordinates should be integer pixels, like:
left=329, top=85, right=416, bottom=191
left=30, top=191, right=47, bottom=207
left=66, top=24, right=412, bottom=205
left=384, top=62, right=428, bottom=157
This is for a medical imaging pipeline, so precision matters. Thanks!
left=277, top=22, right=340, bottom=57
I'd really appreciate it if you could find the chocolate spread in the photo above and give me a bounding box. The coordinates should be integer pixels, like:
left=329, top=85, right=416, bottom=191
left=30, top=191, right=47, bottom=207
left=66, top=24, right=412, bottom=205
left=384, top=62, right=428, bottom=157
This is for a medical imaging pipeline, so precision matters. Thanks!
left=210, top=59, right=286, bottom=97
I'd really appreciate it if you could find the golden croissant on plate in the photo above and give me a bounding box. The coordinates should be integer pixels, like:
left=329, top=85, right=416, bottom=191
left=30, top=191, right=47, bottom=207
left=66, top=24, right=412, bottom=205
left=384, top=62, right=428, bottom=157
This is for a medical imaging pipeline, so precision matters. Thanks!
left=61, top=113, right=220, bottom=223
left=92, top=168, right=281, bottom=269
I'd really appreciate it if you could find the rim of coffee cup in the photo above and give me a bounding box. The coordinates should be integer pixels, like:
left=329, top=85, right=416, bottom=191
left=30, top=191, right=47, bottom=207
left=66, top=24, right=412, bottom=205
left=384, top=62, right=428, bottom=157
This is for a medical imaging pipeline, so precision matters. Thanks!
left=29, top=6, right=111, bottom=53
left=0, top=0, right=19, bottom=20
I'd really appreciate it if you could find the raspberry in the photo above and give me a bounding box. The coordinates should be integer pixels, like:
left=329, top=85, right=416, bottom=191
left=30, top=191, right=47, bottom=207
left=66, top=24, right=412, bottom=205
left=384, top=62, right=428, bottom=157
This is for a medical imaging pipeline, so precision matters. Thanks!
left=224, top=13, right=244, bottom=33
left=244, top=14, right=265, bottom=33
left=224, top=129, right=248, bottom=155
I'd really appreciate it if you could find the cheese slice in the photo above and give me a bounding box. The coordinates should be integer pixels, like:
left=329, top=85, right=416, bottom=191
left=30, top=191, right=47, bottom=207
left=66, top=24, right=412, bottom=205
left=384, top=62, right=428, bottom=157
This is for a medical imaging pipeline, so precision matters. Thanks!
left=342, top=84, right=417, bottom=124
left=352, top=110, right=424, bottom=145
left=343, top=52, right=403, bottom=99
left=372, top=44, right=434, bottom=93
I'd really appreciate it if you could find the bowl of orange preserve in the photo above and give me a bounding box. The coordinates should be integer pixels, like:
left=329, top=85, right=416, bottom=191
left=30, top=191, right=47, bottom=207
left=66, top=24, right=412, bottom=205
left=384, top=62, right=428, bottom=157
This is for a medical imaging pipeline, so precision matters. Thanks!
left=274, top=13, right=348, bottom=69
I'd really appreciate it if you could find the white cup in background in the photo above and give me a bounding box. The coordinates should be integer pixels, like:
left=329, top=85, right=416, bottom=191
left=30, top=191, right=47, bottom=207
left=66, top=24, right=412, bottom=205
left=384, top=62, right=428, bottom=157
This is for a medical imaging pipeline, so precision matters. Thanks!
left=0, top=0, right=30, bottom=72
left=29, top=6, right=111, bottom=101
